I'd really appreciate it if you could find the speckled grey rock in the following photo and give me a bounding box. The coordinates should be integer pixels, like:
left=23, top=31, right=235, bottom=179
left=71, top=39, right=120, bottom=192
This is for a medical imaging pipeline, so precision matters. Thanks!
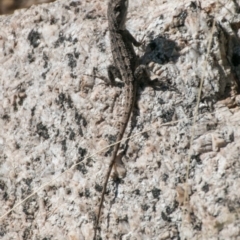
left=1, top=0, right=240, bottom=239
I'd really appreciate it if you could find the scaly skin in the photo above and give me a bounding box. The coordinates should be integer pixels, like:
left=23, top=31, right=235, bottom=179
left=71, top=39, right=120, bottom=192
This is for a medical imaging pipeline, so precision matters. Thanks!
left=94, top=0, right=142, bottom=238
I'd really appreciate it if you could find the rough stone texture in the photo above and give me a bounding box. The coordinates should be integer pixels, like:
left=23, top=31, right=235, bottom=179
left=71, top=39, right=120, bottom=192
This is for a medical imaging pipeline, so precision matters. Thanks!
left=1, top=0, right=240, bottom=239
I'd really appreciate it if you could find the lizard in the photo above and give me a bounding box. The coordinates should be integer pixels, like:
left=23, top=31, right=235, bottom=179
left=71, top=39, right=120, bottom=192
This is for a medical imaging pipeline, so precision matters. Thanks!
left=94, top=0, right=147, bottom=238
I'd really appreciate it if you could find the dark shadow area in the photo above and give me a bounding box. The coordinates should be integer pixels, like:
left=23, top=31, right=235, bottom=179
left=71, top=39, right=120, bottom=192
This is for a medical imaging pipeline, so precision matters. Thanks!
left=140, top=35, right=180, bottom=66
left=138, top=35, right=182, bottom=93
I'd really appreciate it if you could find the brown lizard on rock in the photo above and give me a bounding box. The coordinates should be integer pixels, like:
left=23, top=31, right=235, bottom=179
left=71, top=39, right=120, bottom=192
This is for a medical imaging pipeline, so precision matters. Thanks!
left=94, top=0, right=148, bottom=238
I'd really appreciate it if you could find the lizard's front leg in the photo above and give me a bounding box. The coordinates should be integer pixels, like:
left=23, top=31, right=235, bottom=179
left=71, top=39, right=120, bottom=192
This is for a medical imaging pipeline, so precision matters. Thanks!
left=121, top=29, right=142, bottom=47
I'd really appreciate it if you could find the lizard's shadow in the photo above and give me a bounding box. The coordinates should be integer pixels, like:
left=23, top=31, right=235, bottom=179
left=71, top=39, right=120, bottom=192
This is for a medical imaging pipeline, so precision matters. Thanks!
left=140, top=35, right=180, bottom=66
left=137, top=35, right=180, bottom=92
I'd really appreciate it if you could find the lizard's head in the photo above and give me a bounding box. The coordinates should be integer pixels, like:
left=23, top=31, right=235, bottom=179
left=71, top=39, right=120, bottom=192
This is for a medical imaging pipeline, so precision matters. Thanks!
left=108, top=0, right=129, bottom=30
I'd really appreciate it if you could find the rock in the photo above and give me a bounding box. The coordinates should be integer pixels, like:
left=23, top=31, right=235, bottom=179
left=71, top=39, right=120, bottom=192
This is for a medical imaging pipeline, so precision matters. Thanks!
left=1, top=0, right=240, bottom=239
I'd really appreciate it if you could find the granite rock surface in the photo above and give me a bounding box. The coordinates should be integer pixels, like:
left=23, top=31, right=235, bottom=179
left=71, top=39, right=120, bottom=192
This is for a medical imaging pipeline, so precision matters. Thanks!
left=1, top=0, right=240, bottom=239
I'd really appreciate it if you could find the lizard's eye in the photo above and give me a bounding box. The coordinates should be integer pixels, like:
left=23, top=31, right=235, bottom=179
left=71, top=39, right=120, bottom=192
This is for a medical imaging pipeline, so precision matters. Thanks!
left=114, top=5, right=121, bottom=13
